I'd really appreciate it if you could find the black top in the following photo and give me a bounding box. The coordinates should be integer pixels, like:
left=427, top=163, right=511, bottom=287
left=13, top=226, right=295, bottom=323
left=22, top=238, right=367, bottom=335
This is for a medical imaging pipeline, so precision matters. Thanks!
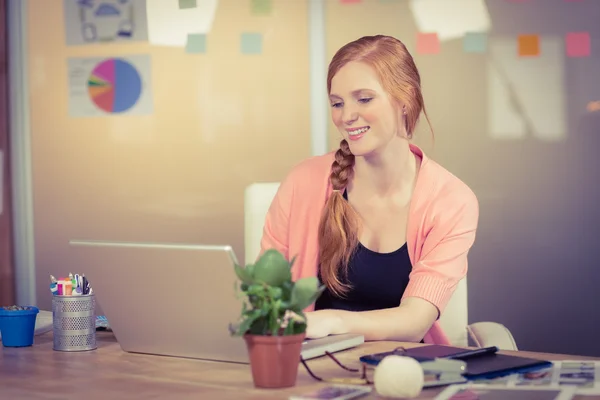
left=314, top=190, right=413, bottom=312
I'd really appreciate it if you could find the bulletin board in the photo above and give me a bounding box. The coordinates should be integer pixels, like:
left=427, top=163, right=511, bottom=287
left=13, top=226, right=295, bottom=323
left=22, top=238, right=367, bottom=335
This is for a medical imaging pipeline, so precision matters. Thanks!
left=27, top=0, right=311, bottom=310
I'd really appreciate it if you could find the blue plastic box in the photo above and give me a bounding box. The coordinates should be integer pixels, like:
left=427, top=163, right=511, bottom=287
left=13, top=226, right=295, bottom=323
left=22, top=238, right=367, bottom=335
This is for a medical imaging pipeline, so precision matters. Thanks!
left=0, top=306, right=39, bottom=347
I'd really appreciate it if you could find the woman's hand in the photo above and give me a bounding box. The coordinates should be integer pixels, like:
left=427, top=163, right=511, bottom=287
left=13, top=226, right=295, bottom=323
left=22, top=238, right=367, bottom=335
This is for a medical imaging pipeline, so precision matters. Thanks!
left=305, top=310, right=348, bottom=339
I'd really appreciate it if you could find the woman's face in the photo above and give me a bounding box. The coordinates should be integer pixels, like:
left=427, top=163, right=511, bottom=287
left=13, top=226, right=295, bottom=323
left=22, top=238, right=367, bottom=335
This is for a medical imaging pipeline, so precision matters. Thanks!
left=329, top=61, right=405, bottom=157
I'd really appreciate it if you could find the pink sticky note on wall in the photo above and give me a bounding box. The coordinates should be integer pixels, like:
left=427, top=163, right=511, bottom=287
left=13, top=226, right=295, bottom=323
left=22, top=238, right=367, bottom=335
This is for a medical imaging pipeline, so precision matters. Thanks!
left=566, top=32, right=590, bottom=57
left=416, top=33, right=440, bottom=55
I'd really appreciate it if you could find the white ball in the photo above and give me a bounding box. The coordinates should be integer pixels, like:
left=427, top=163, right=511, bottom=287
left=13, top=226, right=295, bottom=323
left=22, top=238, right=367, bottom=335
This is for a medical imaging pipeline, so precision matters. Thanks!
left=373, top=355, right=425, bottom=399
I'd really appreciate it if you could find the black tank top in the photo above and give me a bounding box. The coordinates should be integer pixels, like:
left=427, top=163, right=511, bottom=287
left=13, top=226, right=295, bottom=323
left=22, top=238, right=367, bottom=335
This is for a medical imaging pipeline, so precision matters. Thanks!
left=314, top=190, right=413, bottom=312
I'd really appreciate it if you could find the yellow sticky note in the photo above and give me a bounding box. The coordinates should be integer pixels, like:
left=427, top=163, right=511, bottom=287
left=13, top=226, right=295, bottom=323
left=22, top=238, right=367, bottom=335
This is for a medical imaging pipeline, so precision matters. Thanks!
left=518, top=34, right=540, bottom=57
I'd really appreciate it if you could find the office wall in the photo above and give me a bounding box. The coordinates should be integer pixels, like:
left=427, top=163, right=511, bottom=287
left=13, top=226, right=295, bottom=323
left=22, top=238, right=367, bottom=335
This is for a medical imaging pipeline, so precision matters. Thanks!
left=27, top=1, right=311, bottom=311
left=323, top=0, right=600, bottom=357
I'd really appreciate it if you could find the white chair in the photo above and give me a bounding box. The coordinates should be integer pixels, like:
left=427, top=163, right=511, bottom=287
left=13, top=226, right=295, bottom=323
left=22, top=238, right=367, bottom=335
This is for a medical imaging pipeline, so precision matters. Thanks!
left=244, top=182, right=518, bottom=350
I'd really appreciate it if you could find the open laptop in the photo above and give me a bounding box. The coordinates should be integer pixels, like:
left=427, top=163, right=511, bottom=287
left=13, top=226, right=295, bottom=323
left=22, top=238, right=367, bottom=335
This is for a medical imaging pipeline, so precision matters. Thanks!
left=66, top=240, right=364, bottom=363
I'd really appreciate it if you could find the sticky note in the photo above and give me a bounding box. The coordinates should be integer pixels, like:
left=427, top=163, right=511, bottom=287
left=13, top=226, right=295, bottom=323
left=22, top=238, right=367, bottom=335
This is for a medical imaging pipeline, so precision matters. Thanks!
left=252, top=0, right=272, bottom=15
left=179, top=0, right=197, bottom=9
left=587, top=101, right=600, bottom=112
left=416, top=33, right=440, bottom=55
left=241, top=33, right=262, bottom=55
left=340, top=0, right=362, bottom=3
left=185, top=33, right=206, bottom=54
left=518, top=34, right=540, bottom=56
left=463, top=32, right=487, bottom=53
left=566, top=32, right=590, bottom=57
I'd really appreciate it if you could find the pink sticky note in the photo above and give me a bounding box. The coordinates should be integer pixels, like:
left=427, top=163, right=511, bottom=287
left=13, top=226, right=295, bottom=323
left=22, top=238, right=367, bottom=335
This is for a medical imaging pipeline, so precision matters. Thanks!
left=416, top=33, right=440, bottom=55
left=566, top=32, right=590, bottom=57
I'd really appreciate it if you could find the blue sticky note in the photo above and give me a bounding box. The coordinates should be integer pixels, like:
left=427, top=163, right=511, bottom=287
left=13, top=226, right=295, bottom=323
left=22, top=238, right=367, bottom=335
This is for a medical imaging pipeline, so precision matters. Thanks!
left=186, top=33, right=206, bottom=54
left=241, top=33, right=262, bottom=55
left=463, top=32, right=488, bottom=53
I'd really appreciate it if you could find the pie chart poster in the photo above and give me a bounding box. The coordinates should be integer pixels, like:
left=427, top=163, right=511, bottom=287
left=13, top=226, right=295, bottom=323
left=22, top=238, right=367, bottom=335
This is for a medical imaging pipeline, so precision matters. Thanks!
left=67, top=54, right=153, bottom=117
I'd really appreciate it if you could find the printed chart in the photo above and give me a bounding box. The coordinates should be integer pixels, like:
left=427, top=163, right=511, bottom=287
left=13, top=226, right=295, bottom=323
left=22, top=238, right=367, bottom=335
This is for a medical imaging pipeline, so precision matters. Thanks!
left=88, top=58, right=142, bottom=113
left=68, top=55, right=153, bottom=117
left=63, top=0, right=148, bottom=46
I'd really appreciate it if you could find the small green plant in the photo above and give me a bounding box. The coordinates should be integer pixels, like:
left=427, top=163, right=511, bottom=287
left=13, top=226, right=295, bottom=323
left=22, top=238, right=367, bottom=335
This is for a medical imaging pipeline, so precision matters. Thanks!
left=230, top=249, right=325, bottom=337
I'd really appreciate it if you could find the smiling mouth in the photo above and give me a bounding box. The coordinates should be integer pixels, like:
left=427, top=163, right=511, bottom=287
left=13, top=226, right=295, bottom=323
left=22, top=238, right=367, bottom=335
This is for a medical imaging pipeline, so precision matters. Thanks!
left=347, top=126, right=370, bottom=141
left=347, top=126, right=370, bottom=136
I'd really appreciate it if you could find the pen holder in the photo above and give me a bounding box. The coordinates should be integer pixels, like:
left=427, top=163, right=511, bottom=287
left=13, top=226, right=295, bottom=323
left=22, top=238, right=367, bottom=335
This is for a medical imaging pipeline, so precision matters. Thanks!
left=52, top=294, right=97, bottom=352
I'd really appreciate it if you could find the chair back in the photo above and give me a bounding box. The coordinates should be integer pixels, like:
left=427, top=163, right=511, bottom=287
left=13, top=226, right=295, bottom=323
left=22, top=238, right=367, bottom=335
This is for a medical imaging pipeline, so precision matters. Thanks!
left=244, top=182, right=281, bottom=265
left=439, top=278, right=468, bottom=346
left=243, top=182, right=469, bottom=346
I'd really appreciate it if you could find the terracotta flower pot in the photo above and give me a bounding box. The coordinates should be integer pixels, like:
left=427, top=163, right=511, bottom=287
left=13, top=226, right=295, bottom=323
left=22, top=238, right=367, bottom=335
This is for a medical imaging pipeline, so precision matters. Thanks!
left=244, top=332, right=306, bottom=389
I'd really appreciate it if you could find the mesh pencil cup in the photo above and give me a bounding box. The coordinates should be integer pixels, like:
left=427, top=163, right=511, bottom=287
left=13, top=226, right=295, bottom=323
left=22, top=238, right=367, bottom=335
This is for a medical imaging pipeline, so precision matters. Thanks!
left=52, top=294, right=97, bottom=352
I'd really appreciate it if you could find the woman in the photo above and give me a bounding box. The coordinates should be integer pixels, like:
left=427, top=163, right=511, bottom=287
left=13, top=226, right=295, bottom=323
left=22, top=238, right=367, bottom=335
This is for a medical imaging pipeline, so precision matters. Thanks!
left=259, top=35, right=479, bottom=344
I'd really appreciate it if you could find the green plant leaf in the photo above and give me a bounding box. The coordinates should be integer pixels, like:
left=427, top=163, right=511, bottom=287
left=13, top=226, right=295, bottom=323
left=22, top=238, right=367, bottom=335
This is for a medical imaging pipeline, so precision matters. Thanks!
left=234, top=264, right=254, bottom=284
left=290, top=277, right=325, bottom=311
left=252, top=249, right=292, bottom=286
left=234, top=308, right=264, bottom=336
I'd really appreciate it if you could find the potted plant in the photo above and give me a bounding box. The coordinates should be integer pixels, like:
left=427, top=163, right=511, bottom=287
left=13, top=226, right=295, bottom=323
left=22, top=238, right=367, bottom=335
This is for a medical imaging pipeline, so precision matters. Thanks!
left=0, top=305, right=40, bottom=347
left=229, top=249, right=325, bottom=389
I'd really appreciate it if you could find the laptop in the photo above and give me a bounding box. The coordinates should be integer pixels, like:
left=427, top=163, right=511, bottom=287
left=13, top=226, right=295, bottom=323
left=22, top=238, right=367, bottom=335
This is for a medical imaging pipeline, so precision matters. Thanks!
left=66, top=239, right=364, bottom=363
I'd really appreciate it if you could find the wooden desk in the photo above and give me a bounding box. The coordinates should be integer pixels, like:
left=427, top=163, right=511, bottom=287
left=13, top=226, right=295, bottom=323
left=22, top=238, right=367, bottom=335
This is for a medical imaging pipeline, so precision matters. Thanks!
left=1, top=331, right=599, bottom=400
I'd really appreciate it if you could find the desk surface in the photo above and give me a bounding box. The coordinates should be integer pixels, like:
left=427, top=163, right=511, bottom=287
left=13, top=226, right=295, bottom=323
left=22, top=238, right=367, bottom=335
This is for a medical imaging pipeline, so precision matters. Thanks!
left=1, top=331, right=599, bottom=400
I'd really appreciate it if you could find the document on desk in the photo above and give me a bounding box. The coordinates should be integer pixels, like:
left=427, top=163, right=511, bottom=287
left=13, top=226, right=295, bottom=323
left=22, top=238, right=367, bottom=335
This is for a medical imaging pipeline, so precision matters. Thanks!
left=472, top=360, right=600, bottom=395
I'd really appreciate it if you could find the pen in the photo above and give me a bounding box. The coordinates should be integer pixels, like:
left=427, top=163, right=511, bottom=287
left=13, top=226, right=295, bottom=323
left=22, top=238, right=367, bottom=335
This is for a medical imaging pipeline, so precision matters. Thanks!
left=65, top=281, right=73, bottom=296
left=445, top=346, right=499, bottom=360
left=57, top=280, right=64, bottom=296
left=82, top=275, right=88, bottom=295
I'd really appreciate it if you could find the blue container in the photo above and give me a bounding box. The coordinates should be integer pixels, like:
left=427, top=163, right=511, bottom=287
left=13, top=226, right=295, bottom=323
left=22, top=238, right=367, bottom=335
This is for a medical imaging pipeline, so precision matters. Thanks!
left=0, top=306, right=39, bottom=347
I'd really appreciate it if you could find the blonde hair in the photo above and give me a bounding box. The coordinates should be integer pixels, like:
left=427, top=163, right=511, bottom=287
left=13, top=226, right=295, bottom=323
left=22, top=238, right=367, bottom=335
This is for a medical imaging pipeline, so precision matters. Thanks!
left=317, top=35, right=432, bottom=297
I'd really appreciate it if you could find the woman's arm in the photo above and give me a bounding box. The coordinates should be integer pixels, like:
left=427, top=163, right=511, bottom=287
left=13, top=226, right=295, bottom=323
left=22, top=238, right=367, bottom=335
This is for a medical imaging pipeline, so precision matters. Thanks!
left=311, top=297, right=438, bottom=342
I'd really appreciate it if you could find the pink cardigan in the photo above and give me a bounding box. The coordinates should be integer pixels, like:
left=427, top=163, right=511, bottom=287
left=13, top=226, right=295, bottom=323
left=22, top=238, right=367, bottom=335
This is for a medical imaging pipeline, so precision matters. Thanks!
left=259, top=144, right=479, bottom=344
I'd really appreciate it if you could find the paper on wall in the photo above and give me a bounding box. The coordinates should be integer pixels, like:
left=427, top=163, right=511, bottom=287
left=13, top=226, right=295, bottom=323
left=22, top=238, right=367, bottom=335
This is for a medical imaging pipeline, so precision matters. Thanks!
left=146, top=0, right=218, bottom=47
left=487, top=36, right=566, bottom=141
left=408, top=0, right=491, bottom=41
left=63, top=0, right=149, bottom=46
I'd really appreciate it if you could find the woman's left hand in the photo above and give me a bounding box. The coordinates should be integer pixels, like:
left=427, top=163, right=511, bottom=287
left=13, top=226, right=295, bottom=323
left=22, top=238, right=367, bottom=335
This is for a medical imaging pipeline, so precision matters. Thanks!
left=305, top=310, right=348, bottom=339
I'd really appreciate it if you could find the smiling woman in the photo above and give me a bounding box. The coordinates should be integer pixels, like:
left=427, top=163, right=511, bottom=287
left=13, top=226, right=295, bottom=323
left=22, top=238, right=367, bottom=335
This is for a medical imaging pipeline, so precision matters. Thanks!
left=260, top=35, right=479, bottom=344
